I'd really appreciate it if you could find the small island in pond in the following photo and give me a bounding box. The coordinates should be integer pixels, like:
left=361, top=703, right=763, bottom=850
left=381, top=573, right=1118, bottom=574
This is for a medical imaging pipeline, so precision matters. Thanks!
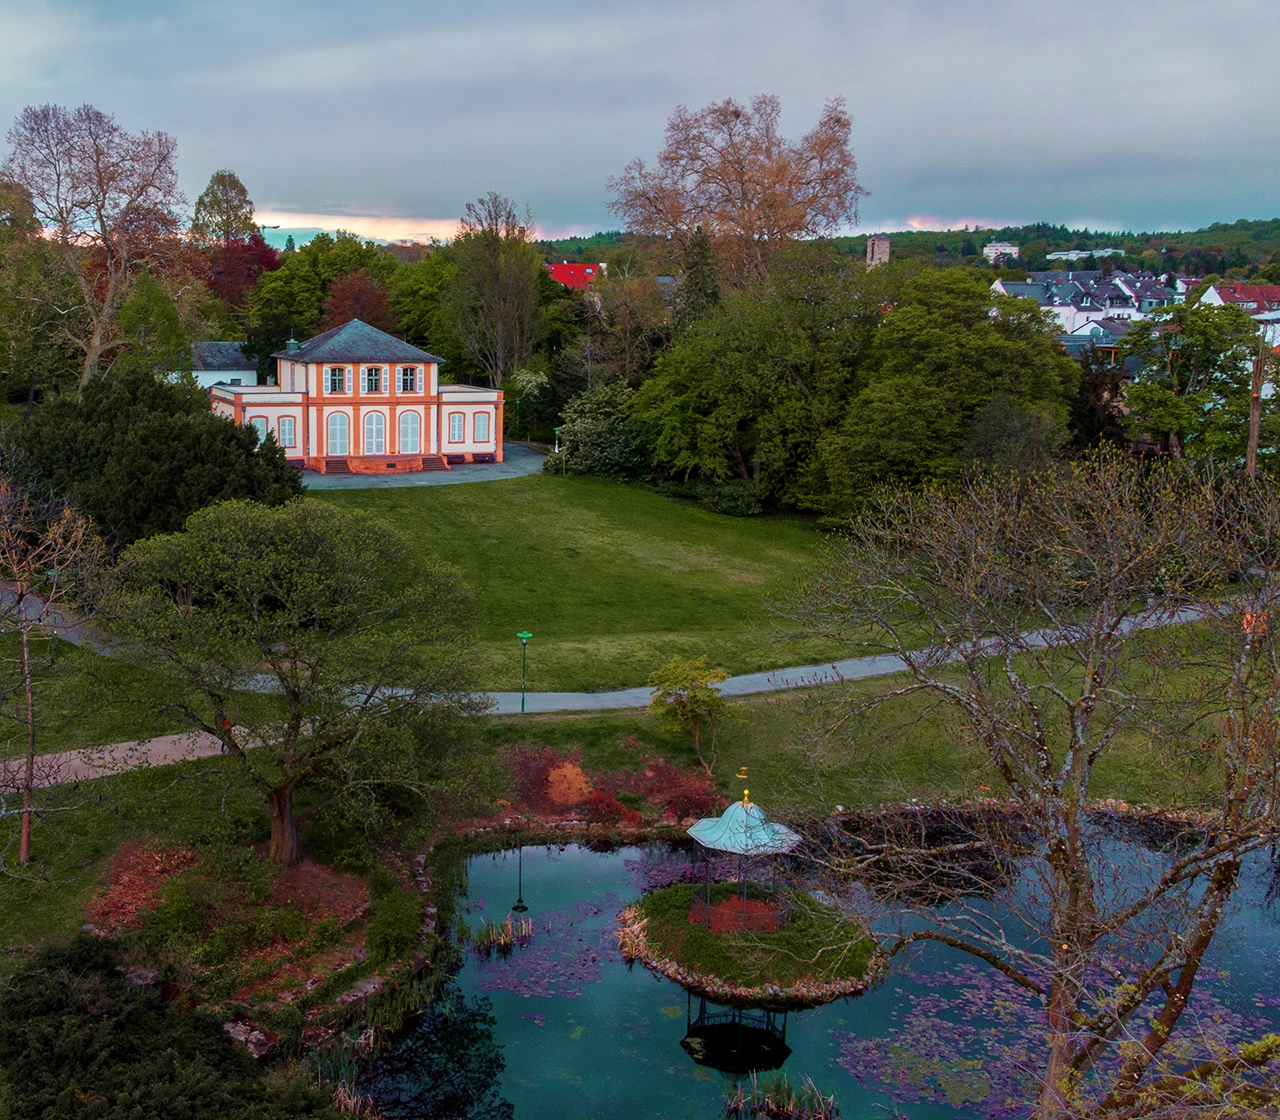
left=617, top=882, right=878, bottom=1010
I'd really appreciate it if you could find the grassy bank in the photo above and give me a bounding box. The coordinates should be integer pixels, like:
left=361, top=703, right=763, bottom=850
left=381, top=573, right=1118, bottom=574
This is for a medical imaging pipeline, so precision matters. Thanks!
left=312, top=474, right=853, bottom=691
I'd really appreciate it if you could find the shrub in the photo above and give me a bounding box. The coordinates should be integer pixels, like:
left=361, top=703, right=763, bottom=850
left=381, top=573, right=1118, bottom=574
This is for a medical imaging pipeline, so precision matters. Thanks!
left=138, top=876, right=218, bottom=951
left=274, top=903, right=307, bottom=944
left=368, top=865, right=399, bottom=900
left=366, top=888, right=424, bottom=961
left=584, top=791, right=625, bottom=823
left=302, top=813, right=373, bottom=875
left=0, top=935, right=333, bottom=1118
left=543, top=383, right=646, bottom=479
left=697, top=479, right=762, bottom=516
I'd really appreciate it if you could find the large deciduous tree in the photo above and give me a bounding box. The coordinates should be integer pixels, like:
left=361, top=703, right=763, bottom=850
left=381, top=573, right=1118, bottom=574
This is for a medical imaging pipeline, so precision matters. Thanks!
left=191, top=169, right=280, bottom=310
left=608, top=95, right=864, bottom=286
left=0, top=177, right=84, bottom=411
left=191, top=169, right=257, bottom=247
left=3, top=104, right=184, bottom=387
left=1119, top=302, right=1269, bottom=462
left=447, top=193, right=544, bottom=388
left=787, top=454, right=1280, bottom=1117
left=103, top=500, right=484, bottom=865
left=14, top=273, right=300, bottom=547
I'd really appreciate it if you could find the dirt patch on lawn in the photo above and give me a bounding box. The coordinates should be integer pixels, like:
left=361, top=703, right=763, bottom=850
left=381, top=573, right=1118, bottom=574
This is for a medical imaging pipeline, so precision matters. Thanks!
left=267, top=859, right=369, bottom=923
left=87, top=843, right=199, bottom=935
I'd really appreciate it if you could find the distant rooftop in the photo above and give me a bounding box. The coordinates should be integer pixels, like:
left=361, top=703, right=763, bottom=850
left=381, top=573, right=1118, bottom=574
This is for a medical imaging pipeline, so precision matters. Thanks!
left=191, top=342, right=253, bottom=371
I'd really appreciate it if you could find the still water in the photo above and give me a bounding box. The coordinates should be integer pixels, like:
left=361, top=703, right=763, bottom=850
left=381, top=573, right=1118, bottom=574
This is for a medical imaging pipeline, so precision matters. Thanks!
left=370, top=841, right=1280, bottom=1119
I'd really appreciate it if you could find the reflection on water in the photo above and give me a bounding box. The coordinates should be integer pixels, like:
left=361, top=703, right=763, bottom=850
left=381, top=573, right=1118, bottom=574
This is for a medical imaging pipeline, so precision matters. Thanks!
left=370, top=841, right=1280, bottom=1119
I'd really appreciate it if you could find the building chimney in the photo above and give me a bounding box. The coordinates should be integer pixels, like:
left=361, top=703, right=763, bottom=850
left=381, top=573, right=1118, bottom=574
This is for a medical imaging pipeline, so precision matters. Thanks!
left=286, top=338, right=299, bottom=353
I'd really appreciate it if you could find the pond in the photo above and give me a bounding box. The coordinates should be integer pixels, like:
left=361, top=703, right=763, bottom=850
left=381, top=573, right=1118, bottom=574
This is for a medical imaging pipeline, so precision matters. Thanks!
left=367, top=840, right=1280, bottom=1119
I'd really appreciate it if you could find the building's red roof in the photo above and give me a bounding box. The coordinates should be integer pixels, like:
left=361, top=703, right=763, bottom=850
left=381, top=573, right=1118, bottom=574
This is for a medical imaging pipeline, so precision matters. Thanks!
left=545, top=262, right=605, bottom=289
left=1212, top=282, right=1280, bottom=311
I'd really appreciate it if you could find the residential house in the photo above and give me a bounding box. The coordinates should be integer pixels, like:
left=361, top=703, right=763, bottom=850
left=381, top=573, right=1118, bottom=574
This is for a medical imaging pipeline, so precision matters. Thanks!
left=1056, top=317, right=1138, bottom=365
left=991, top=271, right=1177, bottom=333
left=546, top=262, right=606, bottom=289
left=207, top=319, right=503, bottom=474
left=1198, top=282, right=1280, bottom=313
left=191, top=342, right=256, bottom=389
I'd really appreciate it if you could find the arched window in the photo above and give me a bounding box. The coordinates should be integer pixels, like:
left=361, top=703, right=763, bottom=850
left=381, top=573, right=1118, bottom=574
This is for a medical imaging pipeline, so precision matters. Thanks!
left=364, top=411, right=386, bottom=455
left=278, top=416, right=296, bottom=448
left=448, top=412, right=465, bottom=443
left=250, top=417, right=268, bottom=441
left=474, top=411, right=490, bottom=443
left=399, top=411, right=421, bottom=454
left=327, top=412, right=349, bottom=455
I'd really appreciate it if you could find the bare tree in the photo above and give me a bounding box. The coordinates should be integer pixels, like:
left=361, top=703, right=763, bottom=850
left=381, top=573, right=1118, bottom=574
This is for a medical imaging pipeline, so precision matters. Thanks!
left=608, top=95, right=864, bottom=287
left=786, top=454, right=1280, bottom=1117
left=3, top=103, right=184, bottom=386
left=448, top=192, right=543, bottom=389
left=0, top=476, right=100, bottom=865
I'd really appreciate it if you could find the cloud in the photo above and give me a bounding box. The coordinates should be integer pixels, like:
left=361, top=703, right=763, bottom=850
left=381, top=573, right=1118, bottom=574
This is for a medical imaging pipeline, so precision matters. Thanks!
left=255, top=210, right=458, bottom=243
left=2, top=0, right=1278, bottom=233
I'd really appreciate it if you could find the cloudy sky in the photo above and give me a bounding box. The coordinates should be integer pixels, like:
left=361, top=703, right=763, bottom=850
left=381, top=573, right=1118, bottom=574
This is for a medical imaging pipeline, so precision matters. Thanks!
left=2, top=0, right=1277, bottom=241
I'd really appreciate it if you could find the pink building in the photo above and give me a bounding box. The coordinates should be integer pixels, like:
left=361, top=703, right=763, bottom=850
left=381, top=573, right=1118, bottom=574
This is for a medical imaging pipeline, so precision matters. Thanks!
left=208, top=320, right=503, bottom=475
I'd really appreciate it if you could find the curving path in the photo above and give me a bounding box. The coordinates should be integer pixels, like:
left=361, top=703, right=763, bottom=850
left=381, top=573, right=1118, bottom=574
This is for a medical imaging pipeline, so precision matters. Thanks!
left=2, top=655, right=909, bottom=789
left=487, top=652, right=907, bottom=715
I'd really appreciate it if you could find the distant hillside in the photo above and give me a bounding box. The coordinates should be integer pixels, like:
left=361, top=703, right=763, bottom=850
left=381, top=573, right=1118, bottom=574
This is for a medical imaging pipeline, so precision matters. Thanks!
left=832, top=218, right=1280, bottom=277
left=537, top=219, right=1280, bottom=279
left=536, top=230, right=625, bottom=262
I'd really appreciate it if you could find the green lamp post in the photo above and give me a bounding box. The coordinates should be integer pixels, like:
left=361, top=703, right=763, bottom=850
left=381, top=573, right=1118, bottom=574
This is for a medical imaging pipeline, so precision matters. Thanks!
left=516, top=631, right=533, bottom=714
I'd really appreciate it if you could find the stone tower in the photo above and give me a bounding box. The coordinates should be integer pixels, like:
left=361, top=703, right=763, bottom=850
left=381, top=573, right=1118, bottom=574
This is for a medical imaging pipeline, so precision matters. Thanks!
left=866, top=233, right=890, bottom=268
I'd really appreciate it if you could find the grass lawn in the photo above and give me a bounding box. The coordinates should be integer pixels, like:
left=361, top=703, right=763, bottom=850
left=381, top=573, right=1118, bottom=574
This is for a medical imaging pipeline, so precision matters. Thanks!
left=481, top=668, right=1227, bottom=819
left=0, top=756, right=267, bottom=979
left=312, top=474, right=853, bottom=691
left=634, top=882, right=876, bottom=992
left=0, top=636, right=189, bottom=763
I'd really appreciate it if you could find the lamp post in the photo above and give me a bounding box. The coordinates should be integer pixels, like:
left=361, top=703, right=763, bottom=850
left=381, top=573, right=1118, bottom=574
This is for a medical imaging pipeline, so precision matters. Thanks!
left=516, top=631, right=533, bottom=714
left=512, top=846, right=528, bottom=913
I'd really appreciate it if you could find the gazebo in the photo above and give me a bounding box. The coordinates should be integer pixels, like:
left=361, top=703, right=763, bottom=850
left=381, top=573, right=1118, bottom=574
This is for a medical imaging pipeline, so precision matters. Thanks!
left=686, top=789, right=801, bottom=933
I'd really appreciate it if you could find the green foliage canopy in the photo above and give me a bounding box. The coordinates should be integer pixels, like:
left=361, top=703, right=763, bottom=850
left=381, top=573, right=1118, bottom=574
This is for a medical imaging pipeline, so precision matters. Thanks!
left=102, top=499, right=484, bottom=864
left=15, top=276, right=301, bottom=546
left=1118, top=302, right=1271, bottom=462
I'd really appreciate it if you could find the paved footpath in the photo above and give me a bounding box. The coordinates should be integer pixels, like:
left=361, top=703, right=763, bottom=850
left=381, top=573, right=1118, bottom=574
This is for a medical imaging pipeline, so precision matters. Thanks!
left=3, top=654, right=910, bottom=787
left=488, top=652, right=907, bottom=714
left=302, top=441, right=546, bottom=489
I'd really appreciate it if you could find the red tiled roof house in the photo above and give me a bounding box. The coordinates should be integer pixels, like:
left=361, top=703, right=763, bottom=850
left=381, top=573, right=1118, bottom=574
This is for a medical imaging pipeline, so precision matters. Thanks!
left=208, top=320, right=503, bottom=474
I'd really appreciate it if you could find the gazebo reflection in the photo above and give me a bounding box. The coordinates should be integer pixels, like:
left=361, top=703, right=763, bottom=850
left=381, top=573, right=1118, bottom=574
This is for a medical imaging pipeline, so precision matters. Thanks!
left=680, top=993, right=791, bottom=1077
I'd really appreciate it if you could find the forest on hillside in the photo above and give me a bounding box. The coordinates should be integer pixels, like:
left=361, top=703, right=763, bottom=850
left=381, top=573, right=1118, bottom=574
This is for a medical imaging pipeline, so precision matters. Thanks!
left=540, top=217, right=1280, bottom=279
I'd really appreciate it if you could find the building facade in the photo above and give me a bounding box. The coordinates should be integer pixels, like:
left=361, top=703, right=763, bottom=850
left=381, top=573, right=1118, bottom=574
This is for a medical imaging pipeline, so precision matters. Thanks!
left=207, top=319, right=503, bottom=474
left=983, top=241, right=1020, bottom=263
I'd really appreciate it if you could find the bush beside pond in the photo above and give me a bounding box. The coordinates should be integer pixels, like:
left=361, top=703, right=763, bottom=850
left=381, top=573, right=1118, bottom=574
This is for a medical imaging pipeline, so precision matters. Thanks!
left=624, top=883, right=877, bottom=1008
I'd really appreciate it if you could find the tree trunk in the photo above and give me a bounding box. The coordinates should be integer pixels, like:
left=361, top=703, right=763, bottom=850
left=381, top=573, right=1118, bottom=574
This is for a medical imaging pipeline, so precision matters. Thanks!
left=1247, top=346, right=1265, bottom=478
left=267, top=784, right=300, bottom=865
left=19, top=627, right=35, bottom=866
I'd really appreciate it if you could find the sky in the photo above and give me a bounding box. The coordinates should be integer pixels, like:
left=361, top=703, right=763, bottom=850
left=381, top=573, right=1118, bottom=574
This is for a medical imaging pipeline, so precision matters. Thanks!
left=2, top=0, right=1278, bottom=242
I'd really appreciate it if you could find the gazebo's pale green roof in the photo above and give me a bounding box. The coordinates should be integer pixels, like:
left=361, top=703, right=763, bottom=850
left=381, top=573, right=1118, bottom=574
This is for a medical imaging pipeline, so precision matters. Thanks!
left=687, top=795, right=801, bottom=856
